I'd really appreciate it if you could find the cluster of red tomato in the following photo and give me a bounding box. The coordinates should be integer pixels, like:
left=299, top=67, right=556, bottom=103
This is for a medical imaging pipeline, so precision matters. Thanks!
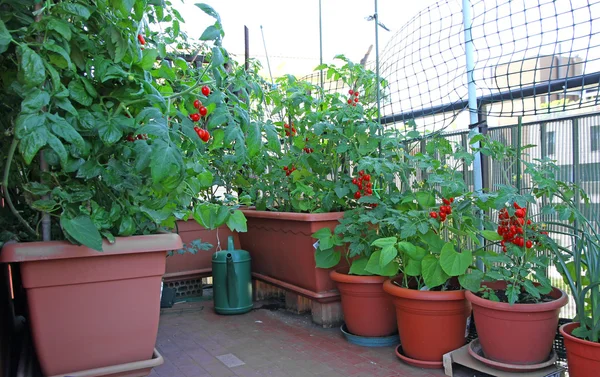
left=194, top=126, right=210, bottom=142
left=284, top=123, right=297, bottom=137
left=347, top=89, right=360, bottom=107
left=429, top=198, right=454, bottom=222
left=189, top=86, right=211, bottom=123
left=352, top=170, right=372, bottom=199
left=497, top=203, right=536, bottom=252
left=125, top=133, right=148, bottom=142
left=283, top=165, right=296, bottom=176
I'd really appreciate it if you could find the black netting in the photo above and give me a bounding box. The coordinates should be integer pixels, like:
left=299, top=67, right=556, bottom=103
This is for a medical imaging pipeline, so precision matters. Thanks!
left=375, top=0, right=600, bottom=132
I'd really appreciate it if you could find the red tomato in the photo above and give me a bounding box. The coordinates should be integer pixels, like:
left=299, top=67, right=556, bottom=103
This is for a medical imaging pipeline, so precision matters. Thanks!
left=201, top=86, right=211, bottom=96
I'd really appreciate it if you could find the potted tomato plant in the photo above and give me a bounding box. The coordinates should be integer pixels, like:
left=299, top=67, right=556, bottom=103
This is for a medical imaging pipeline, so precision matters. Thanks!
left=238, top=57, right=385, bottom=303
left=0, top=2, right=250, bottom=376
left=465, top=136, right=570, bottom=369
left=366, top=136, right=480, bottom=368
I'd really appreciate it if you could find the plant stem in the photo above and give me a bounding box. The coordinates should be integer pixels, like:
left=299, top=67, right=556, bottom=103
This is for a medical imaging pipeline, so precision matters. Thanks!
left=2, top=140, right=38, bottom=238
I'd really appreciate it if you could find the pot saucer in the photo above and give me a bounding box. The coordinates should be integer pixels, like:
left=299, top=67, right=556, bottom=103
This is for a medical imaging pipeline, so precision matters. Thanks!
left=394, top=345, right=444, bottom=369
left=468, top=338, right=557, bottom=372
left=340, top=324, right=399, bottom=347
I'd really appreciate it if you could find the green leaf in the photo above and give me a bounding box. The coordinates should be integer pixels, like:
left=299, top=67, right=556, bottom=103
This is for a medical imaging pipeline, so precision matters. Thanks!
left=56, top=3, right=91, bottom=19
left=523, top=280, right=542, bottom=300
left=31, top=199, right=59, bottom=212
left=68, top=80, right=93, bottom=106
left=140, top=49, right=159, bottom=70
left=365, top=250, right=398, bottom=277
left=315, top=247, right=341, bottom=269
left=47, top=18, right=72, bottom=41
left=118, top=216, right=135, bottom=236
left=415, top=192, right=435, bottom=208
left=19, top=127, right=48, bottom=164
left=15, top=113, right=46, bottom=139
left=421, top=255, right=450, bottom=288
left=23, top=182, right=51, bottom=196
left=98, top=120, right=123, bottom=146
left=405, top=258, right=422, bottom=276
left=60, top=215, right=103, bottom=251
left=334, top=186, right=350, bottom=198
left=195, top=3, right=222, bottom=22
left=440, top=242, right=473, bottom=276
left=459, top=270, right=484, bottom=291
left=247, top=122, right=261, bottom=157
left=44, top=43, right=73, bottom=69
left=212, top=46, right=224, bottom=68
left=312, top=227, right=332, bottom=240
left=200, top=25, right=221, bottom=41
left=21, top=89, right=50, bottom=113
left=379, top=244, right=398, bottom=267
left=371, top=237, right=397, bottom=248
left=0, top=20, right=11, bottom=54
left=349, top=257, right=371, bottom=275
left=420, top=230, right=446, bottom=252
left=150, top=141, right=184, bottom=191
left=18, top=45, right=46, bottom=87
left=226, top=210, right=247, bottom=232
left=49, top=114, right=85, bottom=151
left=46, top=134, right=68, bottom=168
left=506, top=284, right=520, bottom=305
left=77, top=160, right=103, bottom=179
left=481, top=230, right=503, bottom=241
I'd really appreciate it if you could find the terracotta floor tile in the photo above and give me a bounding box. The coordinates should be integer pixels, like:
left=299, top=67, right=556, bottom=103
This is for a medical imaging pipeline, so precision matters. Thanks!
left=157, top=300, right=452, bottom=377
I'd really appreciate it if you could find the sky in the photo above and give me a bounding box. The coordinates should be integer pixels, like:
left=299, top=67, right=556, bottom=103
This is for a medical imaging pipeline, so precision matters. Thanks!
left=171, top=0, right=439, bottom=78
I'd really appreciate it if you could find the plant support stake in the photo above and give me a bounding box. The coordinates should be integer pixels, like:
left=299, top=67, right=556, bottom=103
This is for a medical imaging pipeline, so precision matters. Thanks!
left=462, top=0, right=484, bottom=269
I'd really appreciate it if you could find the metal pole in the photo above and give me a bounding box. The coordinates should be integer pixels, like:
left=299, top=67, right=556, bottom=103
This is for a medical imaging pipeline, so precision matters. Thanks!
left=462, top=0, right=484, bottom=269
left=319, top=0, right=324, bottom=91
left=244, top=26, right=249, bottom=71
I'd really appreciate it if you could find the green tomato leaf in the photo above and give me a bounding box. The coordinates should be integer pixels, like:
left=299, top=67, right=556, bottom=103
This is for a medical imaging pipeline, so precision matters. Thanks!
left=49, top=114, right=85, bottom=151
left=19, top=127, right=48, bottom=164
left=140, top=49, right=159, bottom=70
left=98, top=119, right=123, bottom=146
left=200, top=25, right=221, bottom=41
left=247, top=122, right=261, bottom=157
left=21, top=89, right=50, bottom=113
left=150, top=141, right=184, bottom=190
left=0, top=20, right=11, bottom=54
left=481, top=230, right=503, bottom=241
left=118, top=216, right=135, bottom=236
left=18, top=45, right=46, bottom=87
left=60, top=215, right=103, bottom=251
left=421, top=255, right=450, bottom=288
left=68, top=80, right=93, bottom=106
left=46, top=134, right=68, bottom=168
left=440, top=242, right=473, bottom=277
left=15, top=113, right=47, bottom=139
left=56, top=3, right=92, bottom=19
left=47, top=18, right=72, bottom=41
left=195, top=3, right=222, bottom=22
left=415, top=192, right=436, bottom=208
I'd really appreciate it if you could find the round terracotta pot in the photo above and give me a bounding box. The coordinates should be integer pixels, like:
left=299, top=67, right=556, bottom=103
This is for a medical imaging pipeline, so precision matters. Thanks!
left=560, top=322, right=600, bottom=377
left=330, top=269, right=397, bottom=337
left=465, top=281, right=568, bottom=365
left=383, top=277, right=471, bottom=362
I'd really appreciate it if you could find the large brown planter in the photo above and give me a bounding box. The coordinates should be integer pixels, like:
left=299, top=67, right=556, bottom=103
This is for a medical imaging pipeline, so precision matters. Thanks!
left=239, top=210, right=344, bottom=301
left=560, top=322, right=600, bottom=377
left=383, top=277, right=471, bottom=368
left=465, top=280, right=568, bottom=365
left=0, top=233, right=182, bottom=376
left=330, top=269, right=397, bottom=337
left=165, top=221, right=239, bottom=281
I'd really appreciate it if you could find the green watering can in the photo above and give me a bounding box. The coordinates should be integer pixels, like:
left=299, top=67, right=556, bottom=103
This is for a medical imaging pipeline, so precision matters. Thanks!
left=212, top=236, right=253, bottom=314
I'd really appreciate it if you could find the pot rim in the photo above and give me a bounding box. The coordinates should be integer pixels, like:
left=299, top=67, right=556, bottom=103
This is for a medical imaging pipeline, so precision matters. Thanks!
left=0, top=233, right=182, bottom=263
left=240, top=208, right=345, bottom=221
left=559, top=322, right=600, bottom=348
left=382, top=278, right=466, bottom=301
left=465, top=285, right=568, bottom=312
left=330, top=268, right=388, bottom=284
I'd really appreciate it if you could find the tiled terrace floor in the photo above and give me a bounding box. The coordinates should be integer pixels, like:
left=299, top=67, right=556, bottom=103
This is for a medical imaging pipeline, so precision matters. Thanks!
left=152, top=298, right=446, bottom=377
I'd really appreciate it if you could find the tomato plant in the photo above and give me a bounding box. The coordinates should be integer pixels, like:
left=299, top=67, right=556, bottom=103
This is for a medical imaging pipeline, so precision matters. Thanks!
left=0, top=1, right=257, bottom=250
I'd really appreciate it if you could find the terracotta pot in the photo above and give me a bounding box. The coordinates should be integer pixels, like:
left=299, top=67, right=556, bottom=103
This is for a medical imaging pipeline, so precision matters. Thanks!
left=0, top=233, right=182, bottom=376
left=560, top=322, right=600, bottom=377
left=238, top=210, right=344, bottom=299
left=165, top=221, right=239, bottom=280
left=383, top=277, right=471, bottom=363
left=465, top=280, right=568, bottom=365
left=330, top=269, right=397, bottom=337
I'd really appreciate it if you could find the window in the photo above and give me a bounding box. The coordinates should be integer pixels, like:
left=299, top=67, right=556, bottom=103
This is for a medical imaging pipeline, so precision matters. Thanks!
left=546, top=131, right=555, bottom=156
left=592, top=126, right=600, bottom=152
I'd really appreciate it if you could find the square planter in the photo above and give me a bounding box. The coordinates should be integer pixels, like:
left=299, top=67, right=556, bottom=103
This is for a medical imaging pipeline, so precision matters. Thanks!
left=1, top=233, right=182, bottom=376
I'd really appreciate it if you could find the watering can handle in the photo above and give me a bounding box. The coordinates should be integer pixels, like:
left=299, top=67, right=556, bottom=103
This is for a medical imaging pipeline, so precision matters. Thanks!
left=225, top=254, right=238, bottom=308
